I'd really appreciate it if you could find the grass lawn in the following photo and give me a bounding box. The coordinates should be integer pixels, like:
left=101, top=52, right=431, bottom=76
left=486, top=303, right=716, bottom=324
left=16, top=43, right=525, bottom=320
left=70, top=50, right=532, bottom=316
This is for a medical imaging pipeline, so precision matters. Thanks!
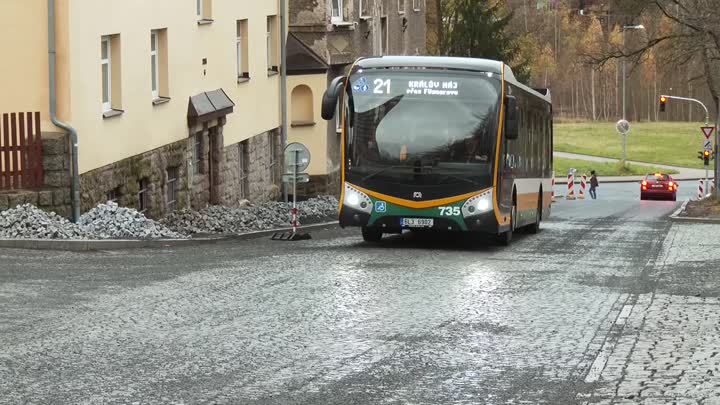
left=554, top=121, right=710, bottom=169
left=553, top=157, right=678, bottom=177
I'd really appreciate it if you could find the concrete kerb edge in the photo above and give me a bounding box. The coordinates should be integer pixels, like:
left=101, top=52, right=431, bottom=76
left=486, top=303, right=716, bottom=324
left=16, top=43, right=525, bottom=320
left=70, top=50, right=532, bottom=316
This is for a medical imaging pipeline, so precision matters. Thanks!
left=668, top=198, right=720, bottom=223
left=0, top=221, right=340, bottom=252
left=555, top=177, right=714, bottom=185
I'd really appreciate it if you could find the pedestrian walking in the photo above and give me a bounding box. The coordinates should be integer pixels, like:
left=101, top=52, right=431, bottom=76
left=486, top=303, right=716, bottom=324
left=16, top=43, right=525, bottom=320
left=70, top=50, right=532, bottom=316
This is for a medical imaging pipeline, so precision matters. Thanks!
left=589, top=170, right=599, bottom=199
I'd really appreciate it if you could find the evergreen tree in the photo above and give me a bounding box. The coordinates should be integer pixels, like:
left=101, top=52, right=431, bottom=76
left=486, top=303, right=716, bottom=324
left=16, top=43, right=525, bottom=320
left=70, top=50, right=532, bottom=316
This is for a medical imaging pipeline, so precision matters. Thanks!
left=439, top=0, right=530, bottom=82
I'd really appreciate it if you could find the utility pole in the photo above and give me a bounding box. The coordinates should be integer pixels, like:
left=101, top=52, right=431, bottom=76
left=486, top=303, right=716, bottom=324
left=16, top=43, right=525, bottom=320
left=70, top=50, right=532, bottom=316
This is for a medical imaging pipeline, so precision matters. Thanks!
left=280, top=0, right=288, bottom=202
left=620, top=24, right=645, bottom=163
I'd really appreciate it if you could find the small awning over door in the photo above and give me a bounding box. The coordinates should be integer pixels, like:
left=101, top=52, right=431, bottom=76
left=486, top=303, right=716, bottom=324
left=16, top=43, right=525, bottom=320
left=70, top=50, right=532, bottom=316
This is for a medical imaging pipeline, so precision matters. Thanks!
left=187, top=88, right=235, bottom=127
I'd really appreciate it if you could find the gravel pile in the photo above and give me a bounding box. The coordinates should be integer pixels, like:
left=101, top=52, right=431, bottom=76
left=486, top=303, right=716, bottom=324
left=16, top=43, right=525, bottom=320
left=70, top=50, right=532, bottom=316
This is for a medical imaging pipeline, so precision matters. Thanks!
left=162, top=195, right=338, bottom=235
left=79, top=202, right=187, bottom=240
left=0, top=204, right=86, bottom=239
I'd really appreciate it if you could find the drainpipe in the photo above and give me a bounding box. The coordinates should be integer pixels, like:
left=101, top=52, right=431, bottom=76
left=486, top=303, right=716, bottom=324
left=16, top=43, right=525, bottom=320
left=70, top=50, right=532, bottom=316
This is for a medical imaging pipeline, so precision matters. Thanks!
left=48, top=0, right=80, bottom=222
left=280, top=0, right=288, bottom=202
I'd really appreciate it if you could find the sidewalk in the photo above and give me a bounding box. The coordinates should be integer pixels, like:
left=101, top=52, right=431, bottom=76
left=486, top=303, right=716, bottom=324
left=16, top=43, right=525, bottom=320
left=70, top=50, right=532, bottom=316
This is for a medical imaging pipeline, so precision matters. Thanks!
left=554, top=152, right=713, bottom=184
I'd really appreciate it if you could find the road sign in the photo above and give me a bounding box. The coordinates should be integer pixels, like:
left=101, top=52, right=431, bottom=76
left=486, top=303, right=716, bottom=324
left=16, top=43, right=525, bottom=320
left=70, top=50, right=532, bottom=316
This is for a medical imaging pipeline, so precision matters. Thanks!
left=283, top=142, right=311, bottom=173
left=282, top=173, right=310, bottom=183
left=704, top=140, right=712, bottom=150
left=616, top=119, right=630, bottom=135
left=702, top=126, right=715, bottom=139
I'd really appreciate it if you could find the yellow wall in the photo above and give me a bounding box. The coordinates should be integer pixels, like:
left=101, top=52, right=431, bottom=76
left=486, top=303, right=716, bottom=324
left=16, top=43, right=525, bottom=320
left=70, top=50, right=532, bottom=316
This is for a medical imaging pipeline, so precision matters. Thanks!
left=288, top=74, right=328, bottom=176
left=0, top=1, right=54, bottom=130
left=63, top=0, right=283, bottom=173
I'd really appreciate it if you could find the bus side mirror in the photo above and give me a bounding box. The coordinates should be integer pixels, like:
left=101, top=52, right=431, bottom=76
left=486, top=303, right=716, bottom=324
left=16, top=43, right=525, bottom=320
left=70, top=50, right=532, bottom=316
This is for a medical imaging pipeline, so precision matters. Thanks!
left=321, top=76, right=347, bottom=121
left=505, top=96, right=519, bottom=140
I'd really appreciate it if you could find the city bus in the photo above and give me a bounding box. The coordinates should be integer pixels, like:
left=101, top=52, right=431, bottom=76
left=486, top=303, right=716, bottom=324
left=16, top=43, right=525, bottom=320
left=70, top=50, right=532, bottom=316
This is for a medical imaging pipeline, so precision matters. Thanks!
left=321, top=56, right=553, bottom=245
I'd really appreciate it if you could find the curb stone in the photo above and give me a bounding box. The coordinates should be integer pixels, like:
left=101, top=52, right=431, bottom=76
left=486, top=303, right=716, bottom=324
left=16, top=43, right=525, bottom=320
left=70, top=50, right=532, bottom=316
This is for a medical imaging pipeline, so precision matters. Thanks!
left=668, top=199, right=720, bottom=223
left=0, top=221, right=339, bottom=252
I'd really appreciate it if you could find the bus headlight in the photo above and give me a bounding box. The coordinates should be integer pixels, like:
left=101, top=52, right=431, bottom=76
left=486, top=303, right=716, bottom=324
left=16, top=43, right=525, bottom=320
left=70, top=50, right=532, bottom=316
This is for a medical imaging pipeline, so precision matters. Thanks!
left=461, top=190, right=493, bottom=217
left=343, top=183, right=373, bottom=214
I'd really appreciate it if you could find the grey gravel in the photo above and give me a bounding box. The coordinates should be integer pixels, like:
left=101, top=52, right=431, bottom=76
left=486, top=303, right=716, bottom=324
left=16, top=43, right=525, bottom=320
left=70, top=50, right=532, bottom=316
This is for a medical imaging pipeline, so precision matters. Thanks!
left=161, top=195, right=339, bottom=235
left=78, top=202, right=187, bottom=240
left=0, top=204, right=87, bottom=240
left=0, top=196, right=338, bottom=240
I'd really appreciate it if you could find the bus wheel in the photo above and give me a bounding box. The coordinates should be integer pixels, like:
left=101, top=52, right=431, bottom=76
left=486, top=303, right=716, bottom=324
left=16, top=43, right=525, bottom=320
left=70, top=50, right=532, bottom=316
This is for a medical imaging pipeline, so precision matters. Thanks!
left=529, top=192, right=542, bottom=234
left=497, top=203, right=515, bottom=246
left=361, top=226, right=382, bottom=242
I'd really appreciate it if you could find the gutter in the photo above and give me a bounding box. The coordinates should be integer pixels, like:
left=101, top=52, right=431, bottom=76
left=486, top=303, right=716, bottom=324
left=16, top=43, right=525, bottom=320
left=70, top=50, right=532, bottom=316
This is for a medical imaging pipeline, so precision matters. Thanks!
left=280, top=0, right=288, bottom=201
left=48, top=0, right=80, bottom=222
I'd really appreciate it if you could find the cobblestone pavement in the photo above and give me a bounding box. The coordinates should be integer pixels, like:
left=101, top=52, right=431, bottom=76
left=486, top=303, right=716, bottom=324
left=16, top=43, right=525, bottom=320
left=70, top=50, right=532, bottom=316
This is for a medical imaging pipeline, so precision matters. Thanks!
left=1, top=189, right=719, bottom=404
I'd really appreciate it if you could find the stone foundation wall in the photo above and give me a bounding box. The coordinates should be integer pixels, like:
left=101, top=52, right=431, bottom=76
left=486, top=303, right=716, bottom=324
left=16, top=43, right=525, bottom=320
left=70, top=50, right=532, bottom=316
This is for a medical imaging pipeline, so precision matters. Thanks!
left=0, top=132, right=72, bottom=218
left=295, top=169, right=341, bottom=198
left=78, top=128, right=282, bottom=219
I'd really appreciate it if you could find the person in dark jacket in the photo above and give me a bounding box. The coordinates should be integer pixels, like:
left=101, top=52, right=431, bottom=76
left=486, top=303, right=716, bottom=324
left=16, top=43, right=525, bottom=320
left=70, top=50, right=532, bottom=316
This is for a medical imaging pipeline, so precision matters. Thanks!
left=589, top=170, right=599, bottom=199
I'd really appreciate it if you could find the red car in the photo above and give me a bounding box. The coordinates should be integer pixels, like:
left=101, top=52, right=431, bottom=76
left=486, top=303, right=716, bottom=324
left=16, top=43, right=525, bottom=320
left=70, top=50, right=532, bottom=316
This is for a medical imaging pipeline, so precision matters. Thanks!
left=640, top=173, right=678, bottom=201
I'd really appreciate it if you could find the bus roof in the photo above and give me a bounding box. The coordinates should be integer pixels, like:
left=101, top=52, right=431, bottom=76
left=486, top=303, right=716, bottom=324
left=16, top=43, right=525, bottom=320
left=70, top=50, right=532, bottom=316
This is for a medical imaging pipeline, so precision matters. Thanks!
left=354, top=56, right=551, bottom=103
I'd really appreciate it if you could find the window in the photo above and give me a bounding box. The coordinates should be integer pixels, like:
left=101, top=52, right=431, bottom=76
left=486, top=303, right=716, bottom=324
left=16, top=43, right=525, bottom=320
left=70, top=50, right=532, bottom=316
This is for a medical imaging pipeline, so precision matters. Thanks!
left=101, top=36, right=111, bottom=112
left=380, top=17, right=388, bottom=55
left=291, top=85, right=314, bottom=126
left=197, top=0, right=212, bottom=22
left=192, top=133, right=204, bottom=175
left=236, top=20, right=249, bottom=80
left=413, top=0, right=421, bottom=11
left=238, top=141, right=249, bottom=200
left=267, top=16, right=278, bottom=73
left=166, top=167, right=178, bottom=212
left=359, top=0, right=371, bottom=18
left=268, top=132, right=278, bottom=184
left=331, top=0, right=343, bottom=23
left=101, top=34, right=122, bottom=117
left=398, top=0, right=405, bottom=14
left=151, top=31, right=159, bottom=99
left=138, top=178, right=149, bottom=214
left=335, top=97, right=343, bottom=133
left=151, top=29, right=169, bottom=104
left=106, top=187, right=120, bottom=204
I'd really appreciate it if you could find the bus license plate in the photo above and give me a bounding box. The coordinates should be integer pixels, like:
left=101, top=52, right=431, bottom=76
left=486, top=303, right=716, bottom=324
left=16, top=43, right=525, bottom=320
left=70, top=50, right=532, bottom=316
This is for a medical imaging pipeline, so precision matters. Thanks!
left=401, top=218, right=434, bottom=228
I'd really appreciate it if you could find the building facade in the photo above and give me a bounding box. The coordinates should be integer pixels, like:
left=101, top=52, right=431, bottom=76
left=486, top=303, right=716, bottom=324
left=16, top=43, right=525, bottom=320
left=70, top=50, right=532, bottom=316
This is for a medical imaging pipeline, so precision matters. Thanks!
left=286, top=0, right=427, bottom=196
left=0, top=0, right=286, bottom=218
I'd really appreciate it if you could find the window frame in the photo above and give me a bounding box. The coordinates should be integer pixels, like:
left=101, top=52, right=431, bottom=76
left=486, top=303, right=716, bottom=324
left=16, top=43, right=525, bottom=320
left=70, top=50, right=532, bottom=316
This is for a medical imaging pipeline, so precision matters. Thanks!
left=398, top=0, right=405, bottom=14
left=331, top=0, right=344, bottom=23
left=166, top=167, right=178, bottom=212
left=238, top=141, right=249, bottom=200
left=237, top=26, right=243, bottom=79
left=266, top=18, right=272, bottom=71
left=150, top=30, right=159, bottom=100
left=413, top=0, right=421, bottom=11
left=197, top=0, right=203, bottom=18
left=101, top=36, right=112, bottom=112
left=138, top=178, right=149, bottom=214
left=359, top=0, right=371, bottom=19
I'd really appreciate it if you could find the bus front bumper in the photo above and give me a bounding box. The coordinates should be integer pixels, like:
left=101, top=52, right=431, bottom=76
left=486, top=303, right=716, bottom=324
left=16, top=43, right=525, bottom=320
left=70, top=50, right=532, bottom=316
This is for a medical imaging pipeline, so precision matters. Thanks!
left=339, top=205, right=500, bottom=234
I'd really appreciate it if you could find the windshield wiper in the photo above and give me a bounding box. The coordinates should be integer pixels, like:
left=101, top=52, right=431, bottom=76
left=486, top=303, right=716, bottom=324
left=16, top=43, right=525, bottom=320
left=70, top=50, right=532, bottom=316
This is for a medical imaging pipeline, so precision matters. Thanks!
left=361, top=165, right=412, bottom=182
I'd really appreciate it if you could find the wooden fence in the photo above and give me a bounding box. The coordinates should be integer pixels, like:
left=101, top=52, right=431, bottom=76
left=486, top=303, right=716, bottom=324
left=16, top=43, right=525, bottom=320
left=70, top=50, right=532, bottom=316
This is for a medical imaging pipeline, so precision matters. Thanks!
left=0, top=112, right=44, bottom=190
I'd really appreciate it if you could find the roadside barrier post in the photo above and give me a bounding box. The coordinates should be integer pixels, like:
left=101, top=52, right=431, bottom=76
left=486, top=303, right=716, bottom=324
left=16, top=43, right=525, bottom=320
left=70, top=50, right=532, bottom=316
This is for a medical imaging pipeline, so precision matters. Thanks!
left=551, top=172, right=555, bottom=201
left=578, top=175, right=587, bottom=199
left=699, top=179, right=704, bottom=200
left=566, top=171, right=576, bottom=200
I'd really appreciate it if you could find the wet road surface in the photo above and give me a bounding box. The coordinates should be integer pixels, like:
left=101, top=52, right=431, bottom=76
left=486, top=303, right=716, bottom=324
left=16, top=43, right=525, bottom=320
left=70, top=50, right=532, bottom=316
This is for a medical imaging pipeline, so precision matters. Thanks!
left=1, top=185, right=720, bottom=404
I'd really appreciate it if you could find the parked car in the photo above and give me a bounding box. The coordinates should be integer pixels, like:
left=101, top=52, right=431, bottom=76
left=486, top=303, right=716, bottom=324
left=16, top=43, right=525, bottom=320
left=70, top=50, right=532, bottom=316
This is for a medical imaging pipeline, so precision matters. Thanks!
left=640, top=173, right=678, bottom=201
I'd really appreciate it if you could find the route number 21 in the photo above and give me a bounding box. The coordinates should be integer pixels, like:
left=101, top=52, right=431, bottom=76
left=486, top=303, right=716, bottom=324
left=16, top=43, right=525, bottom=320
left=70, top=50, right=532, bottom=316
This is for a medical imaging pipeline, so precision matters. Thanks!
left=374, top=79, right=391, bottom=94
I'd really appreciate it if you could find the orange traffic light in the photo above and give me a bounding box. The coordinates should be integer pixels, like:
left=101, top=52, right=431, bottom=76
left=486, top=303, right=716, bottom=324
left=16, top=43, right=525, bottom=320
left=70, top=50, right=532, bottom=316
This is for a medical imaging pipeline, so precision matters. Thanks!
left=659, top=96, right=667, bottom=112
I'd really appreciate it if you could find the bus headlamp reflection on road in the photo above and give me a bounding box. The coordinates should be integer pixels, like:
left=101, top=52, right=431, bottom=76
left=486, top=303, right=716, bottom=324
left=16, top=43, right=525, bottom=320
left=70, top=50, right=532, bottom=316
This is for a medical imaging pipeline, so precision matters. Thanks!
left=343, top=183, right=373, bottom=214
left=462, top=190, right=493, bottom=217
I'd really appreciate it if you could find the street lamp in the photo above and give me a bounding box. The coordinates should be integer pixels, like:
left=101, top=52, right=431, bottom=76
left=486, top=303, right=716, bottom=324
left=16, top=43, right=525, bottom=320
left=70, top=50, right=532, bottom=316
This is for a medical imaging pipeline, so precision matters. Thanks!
left=620, top=24, right=645, bottom=162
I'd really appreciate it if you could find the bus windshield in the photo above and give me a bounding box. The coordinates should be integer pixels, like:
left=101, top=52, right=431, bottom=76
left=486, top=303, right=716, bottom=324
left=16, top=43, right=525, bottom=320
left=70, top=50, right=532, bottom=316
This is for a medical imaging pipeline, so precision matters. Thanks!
left=345, top=70, right=501, bottom=195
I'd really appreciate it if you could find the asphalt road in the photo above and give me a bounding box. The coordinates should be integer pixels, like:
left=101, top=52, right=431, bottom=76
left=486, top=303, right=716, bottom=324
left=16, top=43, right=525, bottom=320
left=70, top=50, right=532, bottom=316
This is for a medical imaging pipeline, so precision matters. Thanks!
left=2, top=184, right=720, bottom=404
